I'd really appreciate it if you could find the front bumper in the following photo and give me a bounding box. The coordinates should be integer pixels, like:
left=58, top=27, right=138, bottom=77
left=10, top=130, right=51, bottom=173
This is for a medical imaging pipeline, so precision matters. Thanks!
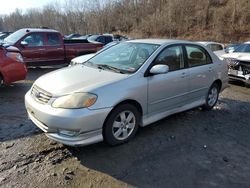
left=25, top=90, right=112, bottom=146
left=228, top=69, right=250, bottom=84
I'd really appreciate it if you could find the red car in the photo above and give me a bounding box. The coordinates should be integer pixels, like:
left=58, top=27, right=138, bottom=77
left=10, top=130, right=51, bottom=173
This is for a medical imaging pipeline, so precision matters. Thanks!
left=0, top=44, right=27, bottom=86
left=3, top=28, right=103, bottom=66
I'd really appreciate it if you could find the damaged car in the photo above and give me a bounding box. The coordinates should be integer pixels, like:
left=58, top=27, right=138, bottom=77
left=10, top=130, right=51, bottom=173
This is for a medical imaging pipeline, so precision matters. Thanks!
left=222, top=42, right=250, bottom=87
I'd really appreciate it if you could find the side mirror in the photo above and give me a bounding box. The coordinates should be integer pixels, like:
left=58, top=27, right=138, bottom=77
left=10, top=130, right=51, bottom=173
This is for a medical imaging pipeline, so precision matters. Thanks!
left=20, top=41, right=28, bottom=47
left=150, top=64, right=169, bottom=75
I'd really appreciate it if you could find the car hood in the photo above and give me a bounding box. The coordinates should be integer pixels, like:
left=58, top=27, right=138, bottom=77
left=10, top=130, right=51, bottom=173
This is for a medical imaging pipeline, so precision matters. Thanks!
left=71, top=53, right=96, bottom=64
left=34, top=65, right=128, bottom=96
left=222, top=53, right=250, bottom=62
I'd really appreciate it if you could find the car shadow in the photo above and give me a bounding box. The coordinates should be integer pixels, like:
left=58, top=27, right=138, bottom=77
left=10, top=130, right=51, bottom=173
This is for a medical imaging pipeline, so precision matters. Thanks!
left=67, top=97, right=250, bottom=188
left=229, top=80, right=247, bottom=87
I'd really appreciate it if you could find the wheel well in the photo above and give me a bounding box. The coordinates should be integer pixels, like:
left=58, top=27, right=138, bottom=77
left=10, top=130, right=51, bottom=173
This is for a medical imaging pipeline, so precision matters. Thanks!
left=213, top=79, right=222, bottom=91
left=102, top=99, right=143, bottom=130
left=114, top=100, right=143, bottom=116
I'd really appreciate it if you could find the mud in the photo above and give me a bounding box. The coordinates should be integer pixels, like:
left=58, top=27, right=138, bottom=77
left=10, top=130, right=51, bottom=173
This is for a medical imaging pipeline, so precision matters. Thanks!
left=0, top=68, right=250, bottom=188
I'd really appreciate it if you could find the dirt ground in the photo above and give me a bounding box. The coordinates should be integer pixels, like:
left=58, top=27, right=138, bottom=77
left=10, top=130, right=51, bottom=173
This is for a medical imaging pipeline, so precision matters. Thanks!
left=0, top=68, right=250, bottom=188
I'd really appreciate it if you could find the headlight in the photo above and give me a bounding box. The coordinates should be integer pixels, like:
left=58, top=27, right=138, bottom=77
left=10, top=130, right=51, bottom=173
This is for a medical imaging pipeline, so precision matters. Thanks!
left=52, top=93, right=97, bottom=109
left=6, top=52, right=24, bottom=63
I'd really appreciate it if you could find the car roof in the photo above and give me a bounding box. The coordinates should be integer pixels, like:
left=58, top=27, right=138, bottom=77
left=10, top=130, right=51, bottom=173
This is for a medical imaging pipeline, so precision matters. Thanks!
left=197, top=41, right=223, bottom=46
left=128, top=39, right=195, bottom=45
left=18, top=28, right=59, bottom=33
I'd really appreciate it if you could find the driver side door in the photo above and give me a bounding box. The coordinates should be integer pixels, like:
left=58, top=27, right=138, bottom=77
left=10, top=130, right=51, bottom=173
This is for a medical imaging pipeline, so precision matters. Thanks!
left=18, top=33, right=47, bottom=66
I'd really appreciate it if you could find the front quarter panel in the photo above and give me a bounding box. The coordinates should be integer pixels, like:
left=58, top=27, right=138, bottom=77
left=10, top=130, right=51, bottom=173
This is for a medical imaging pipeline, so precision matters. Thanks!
left=88, top=72, right=148, bottom=116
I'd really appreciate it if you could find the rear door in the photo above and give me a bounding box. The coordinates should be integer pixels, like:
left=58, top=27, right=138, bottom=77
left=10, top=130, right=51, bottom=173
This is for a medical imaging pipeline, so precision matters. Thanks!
left=19, top=33, right=47, bottom=66
left=44, top=33, right=64, bottom=65
left=147, top=45, right=189, bottom=115
left=184, top=44, right=215, bottom=102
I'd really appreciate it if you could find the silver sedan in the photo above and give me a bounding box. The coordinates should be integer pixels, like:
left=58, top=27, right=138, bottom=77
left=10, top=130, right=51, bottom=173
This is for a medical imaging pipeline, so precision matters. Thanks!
left=25, top=39, right=228, bottom=146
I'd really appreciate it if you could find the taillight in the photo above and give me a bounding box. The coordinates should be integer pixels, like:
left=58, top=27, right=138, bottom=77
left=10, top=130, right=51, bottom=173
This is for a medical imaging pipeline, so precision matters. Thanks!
left=6, top=52, right=24, bottom=63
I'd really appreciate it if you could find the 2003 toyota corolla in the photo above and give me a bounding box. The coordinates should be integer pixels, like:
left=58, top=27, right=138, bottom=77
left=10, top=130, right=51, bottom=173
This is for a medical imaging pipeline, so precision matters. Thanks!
left=25, top=39, right=228, bottom=146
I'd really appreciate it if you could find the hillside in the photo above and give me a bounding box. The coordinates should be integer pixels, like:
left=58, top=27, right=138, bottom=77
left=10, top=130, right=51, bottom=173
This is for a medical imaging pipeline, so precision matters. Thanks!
left=0, top=0, right=249, bottom=42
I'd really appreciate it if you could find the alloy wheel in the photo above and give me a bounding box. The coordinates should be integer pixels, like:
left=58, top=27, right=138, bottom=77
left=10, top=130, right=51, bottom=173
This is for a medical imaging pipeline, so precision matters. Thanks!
left=112, top=111, right=136, bottom=141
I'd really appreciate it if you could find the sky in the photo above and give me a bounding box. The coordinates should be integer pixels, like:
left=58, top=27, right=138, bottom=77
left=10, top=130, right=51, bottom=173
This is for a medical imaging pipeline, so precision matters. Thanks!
left=0, top=0, right=62, bottom=15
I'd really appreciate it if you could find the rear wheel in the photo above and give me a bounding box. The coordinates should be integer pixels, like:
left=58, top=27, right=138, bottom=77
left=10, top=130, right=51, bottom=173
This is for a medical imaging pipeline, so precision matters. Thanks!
left=203, top=83, right=219, bottom=110
left=103, top=104, right=140, bottom=146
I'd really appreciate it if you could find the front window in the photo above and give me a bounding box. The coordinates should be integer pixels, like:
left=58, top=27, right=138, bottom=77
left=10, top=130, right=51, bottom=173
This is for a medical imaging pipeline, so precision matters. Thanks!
left=234, top=44, right=250, bottom=53
left=22, top=34, right=44, bottom=47
left=86, top=42, right=159, bottom=73
left=154, top=46, right=184, bottom=72
left=4, top=29, right=26, bottom=44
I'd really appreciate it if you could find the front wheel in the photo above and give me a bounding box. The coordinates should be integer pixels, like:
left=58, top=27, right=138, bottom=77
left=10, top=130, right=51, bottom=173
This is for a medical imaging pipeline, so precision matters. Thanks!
left=103, top=104, right=140, bottom=146
left=203, top=83, right=220, bottom=110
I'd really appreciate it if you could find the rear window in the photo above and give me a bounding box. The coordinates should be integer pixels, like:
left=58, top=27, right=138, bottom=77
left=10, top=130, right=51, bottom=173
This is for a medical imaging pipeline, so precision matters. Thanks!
left=47, top=33, right=61, bottom=45
left=186, top=45, right=212, bottom=67
left=209, top=44, right=223, bottom=51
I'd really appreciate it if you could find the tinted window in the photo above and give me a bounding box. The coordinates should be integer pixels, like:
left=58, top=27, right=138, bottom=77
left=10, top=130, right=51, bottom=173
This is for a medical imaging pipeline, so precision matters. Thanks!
left=234, top=44, right=250, bottom=53
left=97, top=36, right=105, bottom=44
left=209, top=44, right=223, bottom=51
left=186, top=45, right=211, bottom=67
left=105, top=36, right=113, bottom=44
left=154, top=46, right=184, bottom=71
left=23, top=33, right=44, bottom=47
left=47, top=33, right=60, bottom=45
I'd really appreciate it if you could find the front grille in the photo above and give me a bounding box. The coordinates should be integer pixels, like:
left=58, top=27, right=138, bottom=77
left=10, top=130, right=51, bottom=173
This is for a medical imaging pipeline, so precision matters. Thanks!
left=241, top=64, right=250, bottom=75
left=224, top=58, right=239, bottom=69
left=31, top=85, right=52, bottom=104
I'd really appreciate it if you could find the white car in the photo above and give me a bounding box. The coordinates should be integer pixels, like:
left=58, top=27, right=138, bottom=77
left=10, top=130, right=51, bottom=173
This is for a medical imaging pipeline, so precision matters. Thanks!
left=222, top=42, right=250, bottom=86
left=198, top=41, right=225, bottom=59
left=69, top=53, right=95, bottom=66
left=25, top=39, right=228, bottom=146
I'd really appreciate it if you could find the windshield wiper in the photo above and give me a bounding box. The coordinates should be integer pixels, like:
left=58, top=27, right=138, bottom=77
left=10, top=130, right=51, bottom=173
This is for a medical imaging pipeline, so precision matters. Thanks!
left=96, top=64, right=125, bottom=74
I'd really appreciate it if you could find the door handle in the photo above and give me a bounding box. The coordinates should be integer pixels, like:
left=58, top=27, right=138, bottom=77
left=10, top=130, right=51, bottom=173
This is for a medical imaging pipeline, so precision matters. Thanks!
left=181, top=72, right=186, bottom=78
left=208, top=67, right=213, bottom=72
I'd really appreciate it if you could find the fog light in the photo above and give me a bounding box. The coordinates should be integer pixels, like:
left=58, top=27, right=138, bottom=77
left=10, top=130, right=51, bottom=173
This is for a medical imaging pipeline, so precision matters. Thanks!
left=59, top=130, right=78, bottom=137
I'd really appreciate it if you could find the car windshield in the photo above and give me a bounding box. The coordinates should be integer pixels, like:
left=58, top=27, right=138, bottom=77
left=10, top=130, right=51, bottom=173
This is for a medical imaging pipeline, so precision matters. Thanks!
left=86, top=42, right=159, bottom=74
left=0, top=33, right=6, bottom=39
left=234, top=44, right=250, bottom=53
left=88, top=35, right=99, bottom=41
left=4, top=29, right=26, bottom=44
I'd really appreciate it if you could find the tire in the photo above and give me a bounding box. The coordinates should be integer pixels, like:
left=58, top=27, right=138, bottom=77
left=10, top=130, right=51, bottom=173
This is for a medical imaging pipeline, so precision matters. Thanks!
left=103, top=104, right=140, bottom=146
left=245, top=83, right=250, bottom=88
left=0, top=75, right=4, bottom=87
left=203, top=83, right=220, bottom=110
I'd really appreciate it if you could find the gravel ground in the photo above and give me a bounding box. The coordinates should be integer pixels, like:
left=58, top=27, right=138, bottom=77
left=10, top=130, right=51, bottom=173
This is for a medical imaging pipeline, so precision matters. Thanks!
left=0, top=68, right=250, bottom=188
